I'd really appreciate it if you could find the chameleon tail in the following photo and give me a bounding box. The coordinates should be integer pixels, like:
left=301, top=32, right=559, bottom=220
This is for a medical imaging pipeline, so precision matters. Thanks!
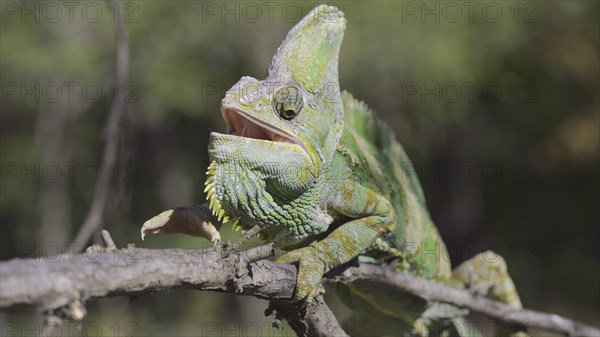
left=448, top=250, right=528, bottom=337
left=449, top=250, right=522, bottom=308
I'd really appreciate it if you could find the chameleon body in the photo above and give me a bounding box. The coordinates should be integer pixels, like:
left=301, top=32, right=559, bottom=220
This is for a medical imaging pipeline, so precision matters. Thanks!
left=142, top=5, right=524, bottom=336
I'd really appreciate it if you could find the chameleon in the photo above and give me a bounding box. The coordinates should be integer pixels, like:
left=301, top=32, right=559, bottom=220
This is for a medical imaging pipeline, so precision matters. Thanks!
left=141, top=5, right=525, bottom=336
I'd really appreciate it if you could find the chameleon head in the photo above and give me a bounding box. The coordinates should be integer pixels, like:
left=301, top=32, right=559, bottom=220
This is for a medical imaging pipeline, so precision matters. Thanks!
left=206, top=5, right=346, bottom=229
left=212, top=5, right=346, bottom=168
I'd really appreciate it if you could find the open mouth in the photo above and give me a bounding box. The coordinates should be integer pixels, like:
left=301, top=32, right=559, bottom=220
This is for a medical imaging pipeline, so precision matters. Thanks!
left=222, top=108, right=301, bottom=146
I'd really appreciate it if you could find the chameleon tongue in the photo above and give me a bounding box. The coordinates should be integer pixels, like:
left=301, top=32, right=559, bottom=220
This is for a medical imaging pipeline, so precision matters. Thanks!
left=265, top=129, right=289, bottom=143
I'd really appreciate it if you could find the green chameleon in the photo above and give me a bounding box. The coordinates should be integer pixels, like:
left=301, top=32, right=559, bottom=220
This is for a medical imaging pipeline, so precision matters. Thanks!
left=141, top=5, right=525, bottom=336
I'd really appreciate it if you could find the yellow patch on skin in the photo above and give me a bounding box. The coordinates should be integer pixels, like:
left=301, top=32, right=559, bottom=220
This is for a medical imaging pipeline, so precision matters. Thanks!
left=205, top=161, right=230, bottom=223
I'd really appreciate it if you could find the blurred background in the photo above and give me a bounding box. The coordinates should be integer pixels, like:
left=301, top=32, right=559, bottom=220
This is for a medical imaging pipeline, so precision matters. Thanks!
left=1, top=1, right=598, bottom=336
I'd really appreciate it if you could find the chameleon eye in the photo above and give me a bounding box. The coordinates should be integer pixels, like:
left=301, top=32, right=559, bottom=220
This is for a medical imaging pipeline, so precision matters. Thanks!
left=273, top=85, right=303, bottom=120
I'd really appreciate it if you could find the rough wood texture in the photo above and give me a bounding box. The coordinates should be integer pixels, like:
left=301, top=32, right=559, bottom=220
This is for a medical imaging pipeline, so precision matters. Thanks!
left=1, top=245, right=598, bottom=337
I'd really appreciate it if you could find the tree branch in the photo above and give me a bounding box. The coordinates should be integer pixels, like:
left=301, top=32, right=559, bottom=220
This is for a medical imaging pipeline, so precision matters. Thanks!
left=0, top=243, right=345, bottom=337
left=330, top=264, right=600, bottom=337
left=1, top=245, right=597, bottom=337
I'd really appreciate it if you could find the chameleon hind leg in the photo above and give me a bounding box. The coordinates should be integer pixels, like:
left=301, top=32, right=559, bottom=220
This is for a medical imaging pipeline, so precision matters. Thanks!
left=448, top=250, right=526, bottom=337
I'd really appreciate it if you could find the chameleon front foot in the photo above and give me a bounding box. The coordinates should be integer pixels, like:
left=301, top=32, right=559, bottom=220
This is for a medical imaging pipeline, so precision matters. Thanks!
left=141, top=205, right=221, bottom=245
left=276, top=246, right=327, bottom=302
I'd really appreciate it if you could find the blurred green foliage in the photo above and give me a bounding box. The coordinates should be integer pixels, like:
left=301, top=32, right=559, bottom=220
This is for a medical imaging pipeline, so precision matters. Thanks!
left=1, top=1, right=598, bottom=335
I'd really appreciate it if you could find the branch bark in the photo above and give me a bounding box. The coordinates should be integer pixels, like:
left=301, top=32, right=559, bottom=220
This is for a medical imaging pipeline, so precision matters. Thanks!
left=0, top=243, right=345, bottom=337
left=1, top=245, right=598, bottom=337
left=331, top=264, right=600, bottom=337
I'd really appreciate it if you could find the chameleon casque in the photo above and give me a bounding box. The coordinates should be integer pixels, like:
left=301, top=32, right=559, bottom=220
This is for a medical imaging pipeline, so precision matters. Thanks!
left=142, top=5, right=525, bottom=336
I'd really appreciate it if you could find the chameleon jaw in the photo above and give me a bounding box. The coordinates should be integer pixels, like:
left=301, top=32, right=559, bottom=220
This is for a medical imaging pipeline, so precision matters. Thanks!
left=221, top=108, right=305, bottom=150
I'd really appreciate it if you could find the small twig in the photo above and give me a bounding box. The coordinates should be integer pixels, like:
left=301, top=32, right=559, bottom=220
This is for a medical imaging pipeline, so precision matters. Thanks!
left=235, top=225, right=263, bottom=248
left=101, top=230, right=117, bottom=250
left=236, top=243, right=275, bottom=280
left=71, top=0, right=129, bottom=252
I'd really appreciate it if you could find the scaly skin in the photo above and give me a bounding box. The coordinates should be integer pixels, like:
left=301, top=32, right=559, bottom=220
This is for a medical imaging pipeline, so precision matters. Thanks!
left=141, top=5, right=525, bottom=336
